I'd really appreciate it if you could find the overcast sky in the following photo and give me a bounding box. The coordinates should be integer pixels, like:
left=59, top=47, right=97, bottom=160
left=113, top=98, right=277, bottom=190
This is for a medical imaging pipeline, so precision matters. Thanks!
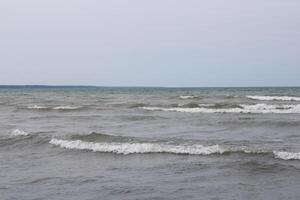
left=0, top=0, right=300, bottom=87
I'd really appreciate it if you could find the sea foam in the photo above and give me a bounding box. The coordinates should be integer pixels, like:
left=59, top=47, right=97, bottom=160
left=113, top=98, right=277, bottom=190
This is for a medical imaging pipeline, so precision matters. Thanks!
left=273, top=151, right=300, bottom=160
left=247, top=96, right=300, bottom=101
left=27, top=105, right=81, bottom=110
left=11, top=129, right=29, bottom=136
left=141, top=104, right=300, bottom=114
left=52, top=106, right=81, bottom=110
left=179, top=95, right=197, bottom=99
left=49, top=139, right=227, bottom=155
left=27, top=105, right=49, bottom=109
left=49, top=138, right=300, bottom=161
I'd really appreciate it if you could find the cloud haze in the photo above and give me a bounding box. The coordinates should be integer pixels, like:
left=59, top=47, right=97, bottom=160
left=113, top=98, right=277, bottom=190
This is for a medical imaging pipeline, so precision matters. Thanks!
left=0, top=0, right=300, bottom=86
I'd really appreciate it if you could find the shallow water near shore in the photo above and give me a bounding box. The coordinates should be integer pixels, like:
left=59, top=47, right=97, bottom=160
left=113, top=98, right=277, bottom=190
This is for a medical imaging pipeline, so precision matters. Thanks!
left=1, top=86, right=300, bottom=200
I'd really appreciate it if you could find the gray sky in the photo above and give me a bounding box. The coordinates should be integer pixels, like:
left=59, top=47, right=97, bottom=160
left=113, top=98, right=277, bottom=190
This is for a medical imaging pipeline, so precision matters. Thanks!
left=1, top=0, right=300, bottom=87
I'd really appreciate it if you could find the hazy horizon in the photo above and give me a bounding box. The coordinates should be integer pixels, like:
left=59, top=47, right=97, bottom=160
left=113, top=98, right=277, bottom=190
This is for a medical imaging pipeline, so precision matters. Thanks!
left=1, top=0, right=300, bottom=87
left=1, top=85, right=300, bottom=88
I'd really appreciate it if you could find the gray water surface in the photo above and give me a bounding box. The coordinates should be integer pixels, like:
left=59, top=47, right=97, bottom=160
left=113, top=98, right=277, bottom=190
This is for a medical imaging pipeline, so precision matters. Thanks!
left=1, top=87, right=300, bottom=200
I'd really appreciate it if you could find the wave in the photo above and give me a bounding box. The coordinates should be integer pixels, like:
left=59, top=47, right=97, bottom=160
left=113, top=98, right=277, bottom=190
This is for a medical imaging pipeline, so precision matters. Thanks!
left=49, top=138, right=228, bottom=155
left=198, top=103, right=216, bottom=107
left=247, top=95, right=300, bottom=101
left=49, top=138, right=300, bottom=161
left=53, top=106, right=82, bottom=110
left=27, top=105, right=82, bottom=110
left=141, top=104, right=300, bottom=114
left=27, top=105, right=49, bottom=110
left=179, top=95, right=197, bottom=99
left=180, top=102, right=202, bottom=108
left=128, top=103, right=149, bottom=108
left=273, top=151, right=300, bottom=160
left=179, top=103, right=234, bottom=109
left=204, top=103, right=242, bottom=109
left=49, top=134, right=266, bottom=156
left=11, top=129, right=30, bottom=136
left=0, top=130, right=50, bottom=147
left=4, top=129, right=299, bottom=161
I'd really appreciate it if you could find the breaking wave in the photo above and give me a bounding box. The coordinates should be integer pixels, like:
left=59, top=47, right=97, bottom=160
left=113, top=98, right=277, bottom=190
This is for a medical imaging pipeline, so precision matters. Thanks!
left=273, top=151, right=300, bottom=160
left=247, top=95, right=300, bottom=101
left=27, top=105, right=49, bottom=110
left=53, top=106, right=82, bottom=110
left=141, top=104, right=300, bottom=114
left=27, top=105, right=82, bottom=110
left=49, top=137, right=300, bottom=161
left=49, top=133, right=268, bottom=157
left=49, top=139, right=229, bottom=155
left=11, top=129, right=30, bottom=136
left=179, top=95, right=197, bottom=99
left=3, top=129, right=299, bottom=161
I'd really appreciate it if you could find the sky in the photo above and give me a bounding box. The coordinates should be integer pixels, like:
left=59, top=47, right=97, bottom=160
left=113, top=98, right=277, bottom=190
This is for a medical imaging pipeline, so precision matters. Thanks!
left=0, top=0, right=300, bottom=87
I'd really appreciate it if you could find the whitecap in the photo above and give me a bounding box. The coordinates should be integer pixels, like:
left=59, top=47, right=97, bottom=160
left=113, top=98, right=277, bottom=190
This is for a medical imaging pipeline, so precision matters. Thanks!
left=27, top=105, right=49, bottom=109
left=49, top=139, right=227, bottom=155
left=49, top=138, right=300, bottom=161
left=11, top=129, right=29, bottom=136
left=53, top=106, right=81, bottom=110
left=273, top=151, right=300, bottom=160
left=179, top=95, right=196, bottom=99
left=247, top=95, right=300, bottom=101
left=141, top=104, right=300, bottom=114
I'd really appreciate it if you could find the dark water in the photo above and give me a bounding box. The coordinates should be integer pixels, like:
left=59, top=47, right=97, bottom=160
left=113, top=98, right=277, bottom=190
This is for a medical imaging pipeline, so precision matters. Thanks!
left=1, top=86, right=300, bottom=200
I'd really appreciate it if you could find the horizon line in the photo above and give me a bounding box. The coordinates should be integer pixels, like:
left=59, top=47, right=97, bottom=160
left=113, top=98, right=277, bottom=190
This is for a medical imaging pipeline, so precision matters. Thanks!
left=0, top=85, right=300, bottom=88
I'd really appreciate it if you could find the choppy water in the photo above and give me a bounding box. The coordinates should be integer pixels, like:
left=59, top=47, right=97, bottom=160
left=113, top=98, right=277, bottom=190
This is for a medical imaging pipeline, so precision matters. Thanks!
left=1, top=86, right=300, bottom=200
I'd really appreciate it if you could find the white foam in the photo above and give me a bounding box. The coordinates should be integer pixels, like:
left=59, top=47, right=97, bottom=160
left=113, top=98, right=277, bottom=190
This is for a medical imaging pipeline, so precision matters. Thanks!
left=53, top=106, right=81, bottom=110
left=11, top=129, right=29, bottom=136
left=142, top=104, right=300, bottom=114
left=240, top=104, right=300, bottom=114
left=49, top=139, right=227, bottom=155
left=273, top=151, right=300, bottom=160
left=28, top=105, right=81, bottom=110
left=27, top=105, right=48, bottom=109
left=180, top=95, right=196, bottom=99
left=247, top=95, right=300, bottom=101
left=49, top=138, right=300, bottom=160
